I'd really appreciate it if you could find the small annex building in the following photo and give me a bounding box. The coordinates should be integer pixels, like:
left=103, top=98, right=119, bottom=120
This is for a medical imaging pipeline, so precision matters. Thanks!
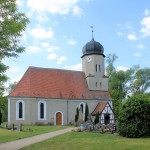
left=8, top=37, right=115, bottom=125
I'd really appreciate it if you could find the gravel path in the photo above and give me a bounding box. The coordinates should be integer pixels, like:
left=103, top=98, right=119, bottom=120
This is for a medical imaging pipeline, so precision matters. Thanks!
left=0, top=127, right=75, bottom=150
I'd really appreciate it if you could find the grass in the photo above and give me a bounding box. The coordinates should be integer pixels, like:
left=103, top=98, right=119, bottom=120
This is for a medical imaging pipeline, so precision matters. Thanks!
left=0, top=125, right=67, bottom=143
left=21, top=132, right=150, bottom=150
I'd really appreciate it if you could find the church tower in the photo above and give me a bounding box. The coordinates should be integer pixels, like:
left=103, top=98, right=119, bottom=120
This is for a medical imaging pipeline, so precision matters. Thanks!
left=81, top=37, right=108, bottom=91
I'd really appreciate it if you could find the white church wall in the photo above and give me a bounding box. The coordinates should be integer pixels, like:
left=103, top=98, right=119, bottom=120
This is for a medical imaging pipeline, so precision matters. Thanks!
left=8, top=97, right=104, bottom=125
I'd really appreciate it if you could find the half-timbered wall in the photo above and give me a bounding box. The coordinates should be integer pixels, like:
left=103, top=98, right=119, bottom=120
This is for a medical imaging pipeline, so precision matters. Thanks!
left=100, top=103, right=114, bottom=124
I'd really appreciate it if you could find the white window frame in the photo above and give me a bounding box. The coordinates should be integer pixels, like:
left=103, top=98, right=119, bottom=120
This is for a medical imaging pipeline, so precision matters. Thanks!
left=79, top=102, right=86, bottom=121
left=16, top=100, right=25, bottom=120
left=38, top=101, right=47, bottom=120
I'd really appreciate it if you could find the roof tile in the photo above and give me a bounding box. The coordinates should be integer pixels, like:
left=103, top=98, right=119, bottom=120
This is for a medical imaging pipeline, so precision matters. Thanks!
left=9, top=66, right=111, bottom=99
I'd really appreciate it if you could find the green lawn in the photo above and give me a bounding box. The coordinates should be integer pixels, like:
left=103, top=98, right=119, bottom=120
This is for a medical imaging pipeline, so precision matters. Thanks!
left=21, top=132, right=150, bottom=150
left=0, top=126, right=67, bottom=143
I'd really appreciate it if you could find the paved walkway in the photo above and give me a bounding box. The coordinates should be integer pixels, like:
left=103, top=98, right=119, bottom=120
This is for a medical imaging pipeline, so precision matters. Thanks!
left=0, top=127, right=75, bottom=150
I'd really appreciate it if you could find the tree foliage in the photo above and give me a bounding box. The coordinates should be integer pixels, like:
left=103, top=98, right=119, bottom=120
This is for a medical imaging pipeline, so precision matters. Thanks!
left=84, top=103, right=89, bottom=122
left=106, top=54, right=142, bottom=118
left=0, top=96, right=8, bottom=124
left=106, top=53, right=118, bottom=78
left=0, top=62, right=8, bottom=96
left=94, top=113, right=99, bottom=124
left=0, top=0, right=29, bottom=95
left=0, top=0, right=29, bottom=59
left=118, top=94, right=150, bottom=138
left=7, top=81, right=18, bottom=94
left=132, top=68, right=150, bottom=94
left=75, top=107, right=79, bottom=122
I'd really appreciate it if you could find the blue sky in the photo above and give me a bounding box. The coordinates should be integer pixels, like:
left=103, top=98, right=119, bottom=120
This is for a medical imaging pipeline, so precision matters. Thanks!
left=3, top=0, right=150, bottom=84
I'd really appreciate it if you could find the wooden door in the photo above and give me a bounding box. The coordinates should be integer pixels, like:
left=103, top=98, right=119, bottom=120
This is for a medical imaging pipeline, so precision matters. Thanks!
left=56, top=112, right=62, bottom=125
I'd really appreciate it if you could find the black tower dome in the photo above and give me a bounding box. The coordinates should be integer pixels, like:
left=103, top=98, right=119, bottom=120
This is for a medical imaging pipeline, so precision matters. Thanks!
left=81, top=38, right=105, bottom=58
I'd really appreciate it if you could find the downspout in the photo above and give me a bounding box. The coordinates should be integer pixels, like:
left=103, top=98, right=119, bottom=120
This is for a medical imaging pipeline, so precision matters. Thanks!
left=67, top=100, right=69, bottom=125
left=8, top=98, right=10, bottom=124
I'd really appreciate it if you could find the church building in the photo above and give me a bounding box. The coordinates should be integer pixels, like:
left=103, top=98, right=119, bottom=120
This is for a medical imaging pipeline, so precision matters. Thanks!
left=8, top=37, right=115, bottom=125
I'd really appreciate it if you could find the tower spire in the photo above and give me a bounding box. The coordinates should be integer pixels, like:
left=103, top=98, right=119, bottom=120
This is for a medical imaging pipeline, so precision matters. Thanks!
left=90, top=25, right=94, bottom=39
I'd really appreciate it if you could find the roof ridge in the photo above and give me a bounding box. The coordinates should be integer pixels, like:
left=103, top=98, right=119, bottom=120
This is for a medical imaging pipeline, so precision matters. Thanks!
left=28, top=66, right=83, bottom=73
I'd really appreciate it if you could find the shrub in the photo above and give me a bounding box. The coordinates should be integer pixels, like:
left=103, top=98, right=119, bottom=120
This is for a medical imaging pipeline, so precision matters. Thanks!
left=94, top=113, right=99, bottom=124
left=75, top=107, right=79, bottom=122
left=85, top=103, right=89, bottom=122
left=118, top=94, right=150, bottom=138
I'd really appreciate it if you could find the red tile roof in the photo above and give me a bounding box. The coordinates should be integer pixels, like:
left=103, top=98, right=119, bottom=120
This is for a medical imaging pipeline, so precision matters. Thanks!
left=92, top=101, right=108, bottom=115
left=9, top=66, right=111, bottom=99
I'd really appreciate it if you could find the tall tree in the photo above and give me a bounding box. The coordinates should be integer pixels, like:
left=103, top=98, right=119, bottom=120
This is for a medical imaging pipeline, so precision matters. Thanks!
left=0, top=62, right=8, bottom=96
left=106, top=53, right=139, bottom=118
left=84, top=103, right=89, bottom=122
left=109, top=67, right=138, bottom=117
left=0, top=96, right=7, bottom=124
left=106, top=53, right=118, bottom=78
left=0, top=0, right=29, bottom=95
left=75, top=107, right=79, bottom=123
left=0, top=0, right=29, bottom=59
left=132, top=68, right=150, bottom=94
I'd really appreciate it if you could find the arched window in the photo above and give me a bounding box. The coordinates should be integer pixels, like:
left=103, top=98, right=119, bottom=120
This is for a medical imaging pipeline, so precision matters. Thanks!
left=79, top=102, right=85, bottom=121
left=96, top=82, right=97, bottom=87
left=95, top=64, right=97, bottom=72
left=99, top=65, right=101, bottom=72
left=40, top=103, right=44, bottom=119
left=38, top=101, right=46, bottom=120
left=81, top=104, right=83, bottom=113
left=16, top=100, right=25, bottom=120
left=19, top=102, right=23, bottom=119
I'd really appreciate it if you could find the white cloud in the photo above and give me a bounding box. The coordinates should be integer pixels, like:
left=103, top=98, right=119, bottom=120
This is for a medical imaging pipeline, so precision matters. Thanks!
left=140, top=16, right=150, bottom=37
left=68, top=39, right=77, bottom=45
left=26, top=46, right=41, bottom=54
left=10, top=75, right=22, bottom=83
left=26, top=11, right=33, bottom=19
left=30, top=26, right=54, bottom=39
left=47, top=53, right=58, bottom=60
left=64, top=63, right=82, bottom=71
left=133, top=52, right=141, bottom=57
left=36, top=13, right=49, bottom=23
left=21, top=32, right=27, bottom=41
left=144, top=9, right=149, bottom=16
left=47, top=46, right=59, bottom=52
left=57, top=56, right=67, bottom=64
left=116, top=32, right=124, bottom=37
left=72, top=5, right=83, bottom=16
left=41, top=43, right=59, bottom=52
left=27, top=0, right=79, bottom=15
left=116, top=66, right=129, bottom=72
left=127, top=33, right=138, bottom=41
left=41, top=42, right=49, bottom=48
left=137, top=44, right=144, bottom=49
left=9, top=67, right=20, bottom=72
left=16, top=0, right=23, bottom=6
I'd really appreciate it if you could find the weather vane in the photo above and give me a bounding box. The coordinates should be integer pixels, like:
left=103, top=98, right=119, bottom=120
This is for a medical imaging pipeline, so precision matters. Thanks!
left=90, top=25, right=94, bottom=39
